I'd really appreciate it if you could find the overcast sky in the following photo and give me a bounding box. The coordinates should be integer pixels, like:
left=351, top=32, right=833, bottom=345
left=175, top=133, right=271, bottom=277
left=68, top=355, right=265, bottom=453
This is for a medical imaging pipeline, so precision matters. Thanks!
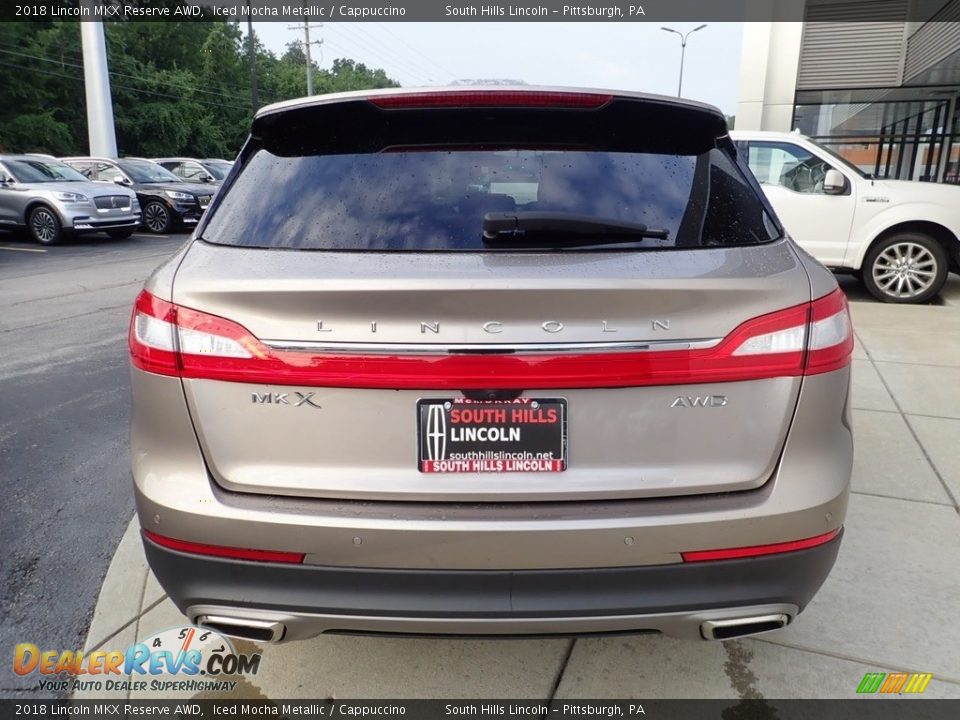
left=252, top=22, right=743, bottom=114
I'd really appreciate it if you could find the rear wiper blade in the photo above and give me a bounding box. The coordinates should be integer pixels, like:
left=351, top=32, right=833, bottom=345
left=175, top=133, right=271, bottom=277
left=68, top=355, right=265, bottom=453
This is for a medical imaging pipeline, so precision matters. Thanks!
left=482, top=212, right=669, bottom=248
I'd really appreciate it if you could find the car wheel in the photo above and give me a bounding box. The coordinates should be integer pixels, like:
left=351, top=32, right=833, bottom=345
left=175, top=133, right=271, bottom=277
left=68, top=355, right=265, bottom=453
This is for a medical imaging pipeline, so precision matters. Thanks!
left=28, top=205, right=63, bottom=245
left=107, top=228, right=136, bottom=239
left=143, top=201, right=173, bottom=234
left=862, top=233, right=948, bottom=304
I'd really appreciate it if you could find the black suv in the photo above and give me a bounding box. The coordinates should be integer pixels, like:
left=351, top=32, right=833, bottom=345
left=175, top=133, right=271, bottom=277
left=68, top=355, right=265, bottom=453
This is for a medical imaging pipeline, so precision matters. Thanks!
left=153, top=157, right=233, bottom=186
left=61, top=157, right=214, bottom=233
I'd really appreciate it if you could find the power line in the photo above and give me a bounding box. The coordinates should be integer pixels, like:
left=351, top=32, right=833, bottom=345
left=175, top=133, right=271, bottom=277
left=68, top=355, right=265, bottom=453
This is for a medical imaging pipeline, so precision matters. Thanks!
left=374, top=22, right=451, bottom=80
left=342, top=23, right=440, bottom=82
left=323, top=25, right=432, bottom=85
left=348, top=23, right=447, bottom=83
left=0, top=59, right=249, bottom=110
left=330, top=24, right=435, bottom=84
left=0, top=44, right=270, bottom=106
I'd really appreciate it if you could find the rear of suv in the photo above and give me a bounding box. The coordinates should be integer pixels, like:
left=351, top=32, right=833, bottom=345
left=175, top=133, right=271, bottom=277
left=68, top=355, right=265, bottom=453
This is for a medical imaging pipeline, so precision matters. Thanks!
left=129, top=87, right=853, bottom=643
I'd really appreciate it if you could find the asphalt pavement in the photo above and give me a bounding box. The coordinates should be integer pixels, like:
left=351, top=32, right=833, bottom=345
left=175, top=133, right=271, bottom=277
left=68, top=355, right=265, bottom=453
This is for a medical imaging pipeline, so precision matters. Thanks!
left=0, top=230, right=185, bottom=698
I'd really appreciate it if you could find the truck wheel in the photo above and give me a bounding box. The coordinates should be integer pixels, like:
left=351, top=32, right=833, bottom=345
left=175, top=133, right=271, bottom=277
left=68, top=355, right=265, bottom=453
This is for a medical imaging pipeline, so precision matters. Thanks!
left=28, top=205, right=63, bottom=245
left=862, top=233, right=948, bottom=304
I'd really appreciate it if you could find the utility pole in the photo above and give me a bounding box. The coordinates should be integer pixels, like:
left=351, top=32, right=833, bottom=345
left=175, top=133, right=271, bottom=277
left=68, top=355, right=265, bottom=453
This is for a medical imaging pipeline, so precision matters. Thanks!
left=246, top=0, right=258, bottom=109
left=288, top=19, right=323, bottom=96
left=661, top=24, right=708, bottom=97
left=79, top=18, right=118, bottom=157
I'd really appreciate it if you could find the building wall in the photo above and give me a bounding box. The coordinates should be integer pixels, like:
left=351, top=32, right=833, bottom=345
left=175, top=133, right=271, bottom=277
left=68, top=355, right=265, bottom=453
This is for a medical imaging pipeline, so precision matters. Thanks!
left=736, top=21, right=805, bottom=131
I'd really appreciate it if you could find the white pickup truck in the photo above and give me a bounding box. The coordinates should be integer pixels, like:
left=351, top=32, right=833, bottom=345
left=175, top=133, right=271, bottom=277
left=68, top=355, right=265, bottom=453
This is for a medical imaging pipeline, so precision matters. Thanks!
left=731, top=130, right=959, bottom=303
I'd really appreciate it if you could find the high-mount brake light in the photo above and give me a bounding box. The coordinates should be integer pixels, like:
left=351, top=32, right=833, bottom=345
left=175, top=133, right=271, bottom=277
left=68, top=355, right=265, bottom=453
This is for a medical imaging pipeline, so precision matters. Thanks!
left=129, top=289, right=852, bottom=389
left=368, top=91, right=614, bottom=110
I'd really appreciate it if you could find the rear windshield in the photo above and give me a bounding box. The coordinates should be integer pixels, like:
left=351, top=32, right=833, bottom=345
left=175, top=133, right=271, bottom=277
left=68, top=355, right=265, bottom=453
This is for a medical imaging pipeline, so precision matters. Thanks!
left=202, top=146, right=780, bottom=251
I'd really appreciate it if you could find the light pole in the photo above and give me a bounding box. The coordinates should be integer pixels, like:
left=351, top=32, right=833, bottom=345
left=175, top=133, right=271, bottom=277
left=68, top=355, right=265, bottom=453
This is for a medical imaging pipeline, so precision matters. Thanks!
left=79, top=19, right=118, bottom=158
left=661, top=24, right=707, bottom=98
left=287, top=20, right=323, bottom=96
left=246, top=0, right=259, bottom=110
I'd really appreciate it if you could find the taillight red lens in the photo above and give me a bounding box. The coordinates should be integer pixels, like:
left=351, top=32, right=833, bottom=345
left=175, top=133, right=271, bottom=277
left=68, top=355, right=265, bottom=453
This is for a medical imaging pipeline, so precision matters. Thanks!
left=681, top=528, right=841, bottom=562
left=369, top=91, right=614, bottom=110
left=129, top=289, right=852, bottom=389
left=143, top=529, right=304, bottom=564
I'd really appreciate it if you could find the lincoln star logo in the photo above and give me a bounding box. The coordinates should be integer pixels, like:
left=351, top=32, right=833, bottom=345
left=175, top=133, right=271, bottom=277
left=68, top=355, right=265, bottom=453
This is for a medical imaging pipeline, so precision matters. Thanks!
left=425, top=404, right=447, bottom=460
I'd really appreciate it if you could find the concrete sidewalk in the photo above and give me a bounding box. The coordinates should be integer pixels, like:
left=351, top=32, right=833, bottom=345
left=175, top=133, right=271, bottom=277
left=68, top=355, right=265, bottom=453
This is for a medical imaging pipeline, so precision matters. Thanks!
left=72, top=286, right=960, bottom=700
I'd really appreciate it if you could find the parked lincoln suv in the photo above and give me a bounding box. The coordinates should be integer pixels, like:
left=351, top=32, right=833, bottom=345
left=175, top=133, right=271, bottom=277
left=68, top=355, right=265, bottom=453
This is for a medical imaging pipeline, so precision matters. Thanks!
left=0, top=154, right=140, bottom=244
left=129, top=87, right=853, bottom=643
left=153, top=157, right=233, bottom=186
left=62, top=157, right=214, bottom=234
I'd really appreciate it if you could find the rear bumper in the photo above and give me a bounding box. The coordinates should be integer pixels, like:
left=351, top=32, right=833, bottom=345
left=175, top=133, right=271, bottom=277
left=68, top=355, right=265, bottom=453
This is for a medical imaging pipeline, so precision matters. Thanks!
left=145, top=530, right=841, bottom=640
left=132, top=363, right=852, bottom=639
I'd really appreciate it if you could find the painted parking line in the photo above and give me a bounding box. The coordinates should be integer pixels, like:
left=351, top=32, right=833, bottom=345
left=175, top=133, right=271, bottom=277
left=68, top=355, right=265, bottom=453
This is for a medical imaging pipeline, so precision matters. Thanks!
left=0, top=245, right=46, bottom=253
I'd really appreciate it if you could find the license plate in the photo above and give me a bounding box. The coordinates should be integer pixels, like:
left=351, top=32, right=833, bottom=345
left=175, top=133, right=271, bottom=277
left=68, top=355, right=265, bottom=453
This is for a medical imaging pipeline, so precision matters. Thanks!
left=417, top=398, right=566, bottom=473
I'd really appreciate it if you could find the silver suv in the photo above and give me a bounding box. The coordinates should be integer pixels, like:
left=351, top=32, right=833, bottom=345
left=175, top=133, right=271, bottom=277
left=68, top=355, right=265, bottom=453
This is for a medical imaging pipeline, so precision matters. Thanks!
left=0, top=155, right=140, bottom=244
left=129, top=87, right=853, bottom=643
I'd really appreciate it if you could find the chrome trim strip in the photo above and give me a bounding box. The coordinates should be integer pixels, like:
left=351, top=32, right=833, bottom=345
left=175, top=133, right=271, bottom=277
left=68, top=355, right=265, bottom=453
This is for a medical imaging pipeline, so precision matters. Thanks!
left=260, top=338, right=722, bottom=355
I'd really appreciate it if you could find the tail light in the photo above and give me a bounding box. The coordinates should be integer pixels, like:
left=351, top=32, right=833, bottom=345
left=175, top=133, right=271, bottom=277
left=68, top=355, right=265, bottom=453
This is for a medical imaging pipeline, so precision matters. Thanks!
left=129, top=289, right=852, bottom=389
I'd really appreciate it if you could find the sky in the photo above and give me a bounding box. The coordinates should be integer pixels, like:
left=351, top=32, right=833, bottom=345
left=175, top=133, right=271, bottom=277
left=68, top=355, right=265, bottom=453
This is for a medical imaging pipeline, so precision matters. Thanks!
left=251, top=22, right=744, bottom=115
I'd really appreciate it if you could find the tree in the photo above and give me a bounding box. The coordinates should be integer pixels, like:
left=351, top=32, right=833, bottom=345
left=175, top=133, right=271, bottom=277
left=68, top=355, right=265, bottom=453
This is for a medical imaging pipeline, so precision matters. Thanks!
left=0, top=20, right=400, bottom=157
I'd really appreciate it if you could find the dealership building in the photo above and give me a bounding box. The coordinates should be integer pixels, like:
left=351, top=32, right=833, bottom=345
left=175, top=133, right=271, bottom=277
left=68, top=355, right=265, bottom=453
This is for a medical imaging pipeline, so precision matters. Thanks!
left=736, top=0, right=960, bottom=183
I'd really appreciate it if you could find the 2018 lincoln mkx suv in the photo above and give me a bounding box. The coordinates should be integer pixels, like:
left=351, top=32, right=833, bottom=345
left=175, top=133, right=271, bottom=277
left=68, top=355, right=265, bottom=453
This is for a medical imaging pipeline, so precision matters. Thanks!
left=129, top=87, right=853, bottom=643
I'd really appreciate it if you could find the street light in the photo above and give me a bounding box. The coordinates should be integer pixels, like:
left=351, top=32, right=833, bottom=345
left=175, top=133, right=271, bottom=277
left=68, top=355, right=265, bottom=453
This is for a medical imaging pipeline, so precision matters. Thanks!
left=661, top=24, right=708, bottom=98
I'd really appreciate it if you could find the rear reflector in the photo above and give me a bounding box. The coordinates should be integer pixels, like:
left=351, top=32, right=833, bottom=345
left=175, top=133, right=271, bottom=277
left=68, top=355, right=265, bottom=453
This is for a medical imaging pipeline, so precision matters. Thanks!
left=143, top=529, right=304, bottom=564
left=681, top=528, right=841, bottom=563
left=369, top=91, right=613, bottom=110
left=129, top=288, right=852, bottom=389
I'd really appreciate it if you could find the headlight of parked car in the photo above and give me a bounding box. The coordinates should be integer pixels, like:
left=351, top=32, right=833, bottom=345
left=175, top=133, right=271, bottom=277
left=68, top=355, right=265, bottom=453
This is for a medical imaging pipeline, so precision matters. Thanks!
left=54, top=192, right=89, bottom=203
left=164, top=190, right=193, bottom=201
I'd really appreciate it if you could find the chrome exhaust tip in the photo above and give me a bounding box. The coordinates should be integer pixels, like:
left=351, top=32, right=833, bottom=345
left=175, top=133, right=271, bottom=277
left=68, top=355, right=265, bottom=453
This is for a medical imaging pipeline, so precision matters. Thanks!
left=194, top=614, right=286, bottom=643
left=700, top=613, right=789, bottom=640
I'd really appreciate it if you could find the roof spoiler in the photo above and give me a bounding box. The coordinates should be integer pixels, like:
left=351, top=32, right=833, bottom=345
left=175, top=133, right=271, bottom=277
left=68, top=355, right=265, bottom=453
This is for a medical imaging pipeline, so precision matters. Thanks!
left=250, top=87, right=728, bottom=158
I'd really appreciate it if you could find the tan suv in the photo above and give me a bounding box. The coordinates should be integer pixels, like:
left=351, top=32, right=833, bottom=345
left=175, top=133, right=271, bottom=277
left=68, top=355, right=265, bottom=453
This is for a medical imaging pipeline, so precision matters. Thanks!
left=129, top=87, right=853, bottom=643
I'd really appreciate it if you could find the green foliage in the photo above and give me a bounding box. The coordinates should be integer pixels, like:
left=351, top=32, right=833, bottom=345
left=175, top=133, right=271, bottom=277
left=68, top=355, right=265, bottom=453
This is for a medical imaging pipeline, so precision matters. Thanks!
left=2, top=113, right=74, bottom=155
left=0, top=20, right=400, bottom=157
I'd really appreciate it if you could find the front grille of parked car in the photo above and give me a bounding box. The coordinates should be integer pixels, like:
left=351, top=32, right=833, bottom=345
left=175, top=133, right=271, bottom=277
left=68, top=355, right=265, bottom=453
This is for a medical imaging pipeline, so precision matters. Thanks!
left=198, top=195, right=212, bottom=209
left=94, top=195, right=132, bottom=210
